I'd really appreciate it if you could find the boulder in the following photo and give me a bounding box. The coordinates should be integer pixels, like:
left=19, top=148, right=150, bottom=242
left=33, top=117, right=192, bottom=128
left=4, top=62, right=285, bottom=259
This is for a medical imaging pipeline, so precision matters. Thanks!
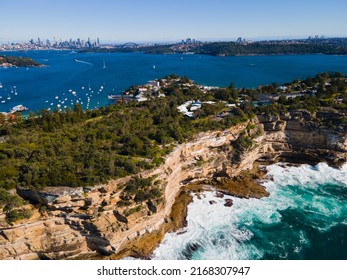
left=224, top=199, right=233, bottom=207
left=113, top=211, right=128, bottom=224
left=215, top=191, right=224, bottom=198
left=146, top=200, right=157, bottom=213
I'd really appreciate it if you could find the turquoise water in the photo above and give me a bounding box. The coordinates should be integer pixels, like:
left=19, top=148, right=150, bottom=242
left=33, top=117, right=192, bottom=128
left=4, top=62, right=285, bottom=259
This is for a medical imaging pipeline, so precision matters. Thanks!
left=152, top=163, right=347, bottom=260
left=1, top=51, right=347, bottom=113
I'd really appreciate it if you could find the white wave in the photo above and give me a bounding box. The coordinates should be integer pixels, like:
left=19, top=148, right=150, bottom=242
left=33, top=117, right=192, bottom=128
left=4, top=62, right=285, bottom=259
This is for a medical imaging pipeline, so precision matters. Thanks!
left=152, top=163, right=347, bottom=260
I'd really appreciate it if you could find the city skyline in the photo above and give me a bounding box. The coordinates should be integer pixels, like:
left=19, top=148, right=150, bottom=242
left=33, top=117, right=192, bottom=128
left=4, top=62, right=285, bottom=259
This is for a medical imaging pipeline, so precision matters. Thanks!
left=1, top=0, right=347, bottom=43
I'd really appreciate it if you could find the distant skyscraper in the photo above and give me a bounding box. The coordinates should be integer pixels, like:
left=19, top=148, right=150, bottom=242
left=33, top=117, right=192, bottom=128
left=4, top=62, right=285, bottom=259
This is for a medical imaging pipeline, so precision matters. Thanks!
left=87, top=37, right=92, bottom=48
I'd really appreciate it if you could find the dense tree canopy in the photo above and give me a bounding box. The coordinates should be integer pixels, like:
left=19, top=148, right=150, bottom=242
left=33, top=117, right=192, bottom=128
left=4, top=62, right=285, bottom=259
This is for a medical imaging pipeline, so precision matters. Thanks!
left=0, top=72, right=346, bottom=221
left=0, top=55, right=41, bottom=67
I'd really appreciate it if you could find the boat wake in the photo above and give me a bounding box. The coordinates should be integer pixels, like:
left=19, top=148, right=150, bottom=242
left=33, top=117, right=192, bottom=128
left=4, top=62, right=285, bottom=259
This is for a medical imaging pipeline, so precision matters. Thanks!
left=74, top=59, right=93, bottom=66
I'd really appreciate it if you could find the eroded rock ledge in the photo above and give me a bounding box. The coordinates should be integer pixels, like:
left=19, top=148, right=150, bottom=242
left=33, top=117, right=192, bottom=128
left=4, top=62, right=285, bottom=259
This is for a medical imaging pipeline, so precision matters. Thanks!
left=0, top=110, right=346, bottom=260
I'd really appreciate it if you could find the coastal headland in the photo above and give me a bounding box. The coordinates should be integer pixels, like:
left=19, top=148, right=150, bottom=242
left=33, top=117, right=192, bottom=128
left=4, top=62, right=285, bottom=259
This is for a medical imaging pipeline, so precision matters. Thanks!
left=0, top=55, right=42, bottom=68
left=0, top=72, right=346, bottom=259
left=0, top=110, right=346, bottom=259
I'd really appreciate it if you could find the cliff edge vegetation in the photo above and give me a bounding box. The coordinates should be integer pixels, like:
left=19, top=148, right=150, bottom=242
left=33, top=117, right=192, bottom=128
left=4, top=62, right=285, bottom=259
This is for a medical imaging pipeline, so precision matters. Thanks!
left=0, top=72, right=346, bottom=222
left=0, top=72, right=346, bottom=259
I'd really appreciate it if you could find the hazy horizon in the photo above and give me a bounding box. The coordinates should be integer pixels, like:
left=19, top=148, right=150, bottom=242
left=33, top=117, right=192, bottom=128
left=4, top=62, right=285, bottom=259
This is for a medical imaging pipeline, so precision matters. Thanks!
left=1, top=0, right=347, bottom=44
left=3, top=35, right=347, bottom=46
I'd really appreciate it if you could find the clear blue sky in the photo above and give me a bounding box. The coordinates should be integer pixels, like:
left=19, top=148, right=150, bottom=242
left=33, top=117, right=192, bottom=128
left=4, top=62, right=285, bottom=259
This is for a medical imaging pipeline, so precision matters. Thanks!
left=1, top=0, right=347, bottom=43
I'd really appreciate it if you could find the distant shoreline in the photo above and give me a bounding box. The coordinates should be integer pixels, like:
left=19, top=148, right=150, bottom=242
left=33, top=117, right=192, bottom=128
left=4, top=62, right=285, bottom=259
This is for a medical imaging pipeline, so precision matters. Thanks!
left=0, top=55, right=42, bottom=68
left=78, top=38, right=347, bottom=57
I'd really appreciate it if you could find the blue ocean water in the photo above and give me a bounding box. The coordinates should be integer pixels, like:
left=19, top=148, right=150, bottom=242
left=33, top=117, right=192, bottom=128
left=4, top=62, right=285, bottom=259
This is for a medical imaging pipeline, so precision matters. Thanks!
left=1, top=51, right=347, bottom=113
left=152, top=163, right=347, bottom=260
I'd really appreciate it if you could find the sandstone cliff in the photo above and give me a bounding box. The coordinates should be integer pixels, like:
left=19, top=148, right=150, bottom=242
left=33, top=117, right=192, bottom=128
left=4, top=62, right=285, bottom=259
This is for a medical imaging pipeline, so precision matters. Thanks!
left=257, top=109, right=347, bottom=166
left=0, top=111, right=346, bottom=260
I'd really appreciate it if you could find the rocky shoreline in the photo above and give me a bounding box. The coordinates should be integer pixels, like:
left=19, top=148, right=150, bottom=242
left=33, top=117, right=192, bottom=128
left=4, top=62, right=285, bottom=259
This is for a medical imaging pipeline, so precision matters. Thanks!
left=108, top=164, right=270, bottom=260
left=0, top=110, right=346, bottom=260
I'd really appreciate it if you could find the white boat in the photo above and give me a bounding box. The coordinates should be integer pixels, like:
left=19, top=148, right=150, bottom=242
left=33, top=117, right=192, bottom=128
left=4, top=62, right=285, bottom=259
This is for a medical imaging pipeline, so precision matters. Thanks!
left=9, top=105, right=28, bottom=114
left=0, top=82, right=3, bottom=88
left=102, top=60, right=106, bottom=69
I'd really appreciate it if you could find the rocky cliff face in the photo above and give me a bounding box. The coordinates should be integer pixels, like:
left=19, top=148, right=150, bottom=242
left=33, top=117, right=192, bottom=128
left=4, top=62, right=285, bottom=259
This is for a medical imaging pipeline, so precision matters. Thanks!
left=257, top=110, right=347, bottom=166
left=0, top=124, right=248, bottom=259
left=0, top=111, right=346, bottom=260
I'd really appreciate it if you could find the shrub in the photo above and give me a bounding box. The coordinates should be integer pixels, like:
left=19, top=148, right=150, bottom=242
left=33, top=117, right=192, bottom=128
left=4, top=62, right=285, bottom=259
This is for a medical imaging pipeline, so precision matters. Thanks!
left=6, top=209, right=32, bottom=224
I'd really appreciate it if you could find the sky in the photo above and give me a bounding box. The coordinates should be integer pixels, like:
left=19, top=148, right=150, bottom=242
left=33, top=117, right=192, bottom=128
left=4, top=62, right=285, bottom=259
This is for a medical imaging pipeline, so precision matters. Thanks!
left=1, top=0, right=347, bottom=43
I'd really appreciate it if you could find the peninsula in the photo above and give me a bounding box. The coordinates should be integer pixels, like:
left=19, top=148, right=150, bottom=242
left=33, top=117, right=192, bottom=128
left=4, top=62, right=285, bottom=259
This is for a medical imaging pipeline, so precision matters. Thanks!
left=0, top=73, right=346, bottom=259
left=0, top=55, right=42, bottom=68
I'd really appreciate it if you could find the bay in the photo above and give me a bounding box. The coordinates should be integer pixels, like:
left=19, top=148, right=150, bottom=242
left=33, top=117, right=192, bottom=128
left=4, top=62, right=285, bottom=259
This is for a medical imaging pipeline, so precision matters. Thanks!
left=1, top=51, right=347, bottom=113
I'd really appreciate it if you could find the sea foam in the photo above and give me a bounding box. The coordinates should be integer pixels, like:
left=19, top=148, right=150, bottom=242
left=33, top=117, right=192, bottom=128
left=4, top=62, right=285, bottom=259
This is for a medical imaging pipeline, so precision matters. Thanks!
left=151, top=163, right=347, bottom=260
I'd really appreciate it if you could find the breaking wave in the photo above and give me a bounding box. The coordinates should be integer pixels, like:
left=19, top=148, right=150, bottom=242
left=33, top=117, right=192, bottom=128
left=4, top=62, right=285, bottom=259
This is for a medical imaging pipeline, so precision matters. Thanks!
left=152, top=163, right=347, bottom=260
